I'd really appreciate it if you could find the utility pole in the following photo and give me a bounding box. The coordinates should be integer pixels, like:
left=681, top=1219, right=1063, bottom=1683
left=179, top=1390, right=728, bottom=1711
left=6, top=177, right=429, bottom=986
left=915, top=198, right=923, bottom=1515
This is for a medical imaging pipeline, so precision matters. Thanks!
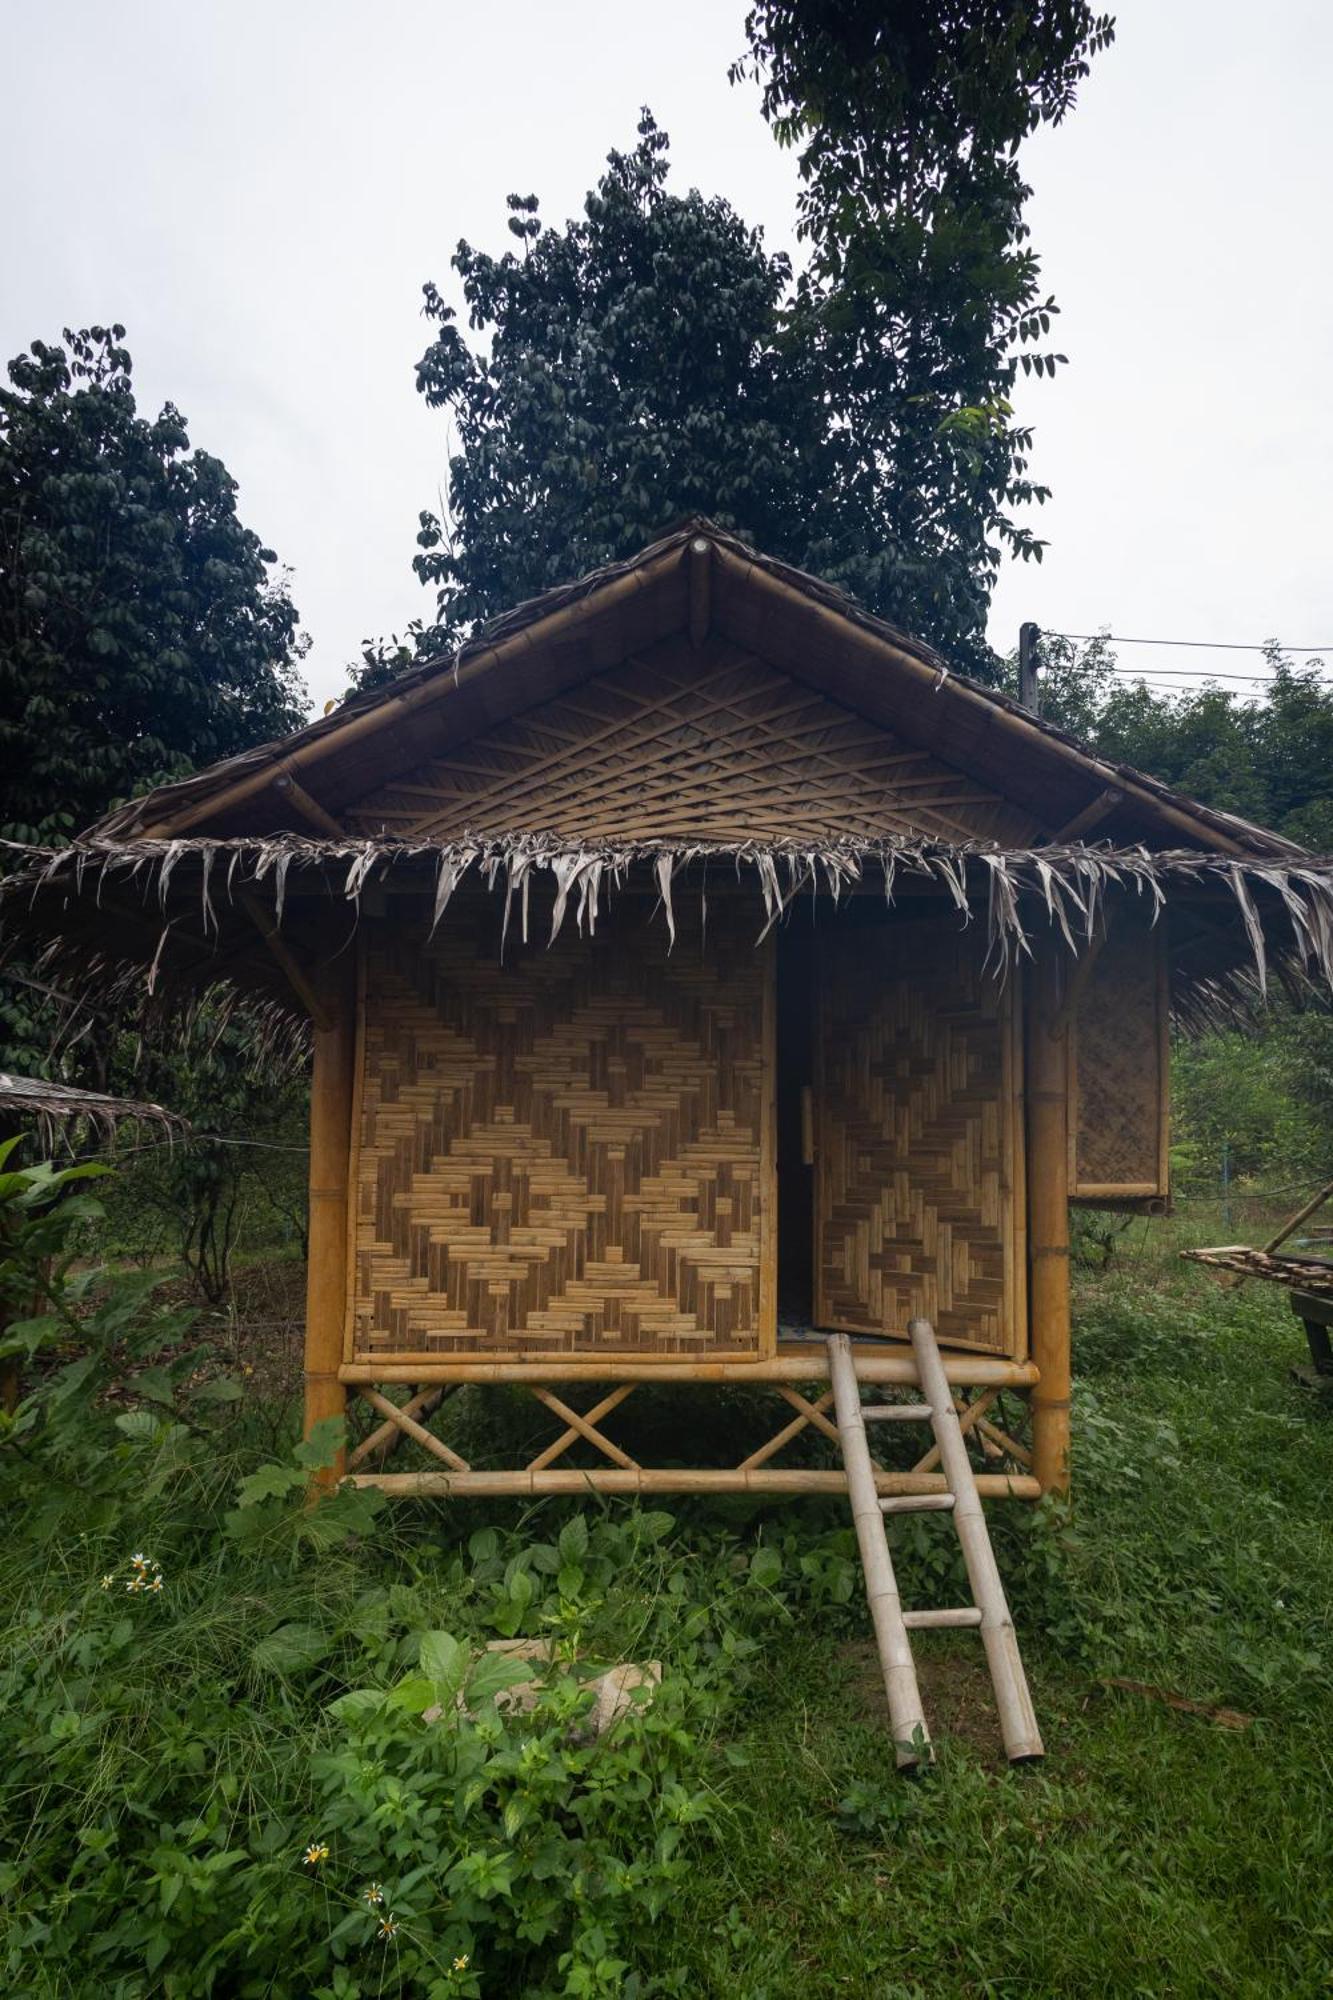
left=1018, top=621, right=1041, bottom=713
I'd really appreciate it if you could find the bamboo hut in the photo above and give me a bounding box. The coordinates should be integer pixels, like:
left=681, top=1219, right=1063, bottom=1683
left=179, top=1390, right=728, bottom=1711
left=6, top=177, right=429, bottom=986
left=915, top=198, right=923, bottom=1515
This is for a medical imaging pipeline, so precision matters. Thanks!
left=7, top=521, right=1333, bottom=1504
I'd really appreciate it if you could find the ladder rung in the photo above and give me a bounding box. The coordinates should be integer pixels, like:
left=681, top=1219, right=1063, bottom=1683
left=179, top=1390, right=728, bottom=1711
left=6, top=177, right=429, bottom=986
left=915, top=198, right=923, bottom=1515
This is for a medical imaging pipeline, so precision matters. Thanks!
left=903, top=1607, right=983, bottom=1630
left=880, top=1492, right=956, bottom=1514
left=863, top=1403, right=932, bottom=1422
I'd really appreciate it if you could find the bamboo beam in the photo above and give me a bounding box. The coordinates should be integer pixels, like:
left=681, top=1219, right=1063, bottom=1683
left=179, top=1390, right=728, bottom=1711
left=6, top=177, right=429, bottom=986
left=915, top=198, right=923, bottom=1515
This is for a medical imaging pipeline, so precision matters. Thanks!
left=237, top=889, right=333, bottom=1028
left=527, top=1384, right=636, bottom=1472
left=346, top=1467, right=1043, bottom=1499
left=710, top=545, right=1250, bottom=856
left=1027, top=940, right=1072, bottom=1496
left=135, top=552, right=683, bottom=837
left=274, top=772, right=346, bottom=837
left=347, top=1385, right=452, bottom=1470
left=912, top=1388, right=999, bottom=1474
left=303, top=960, right=356, bottom=1490
left=529, top=1386, right=639, bottom=1468
left=358, top=1385, right=470, bottom=1472
left=1050, top=787, right=1124, bottom=843
left=339, top=1352, right=1039, bottom=1387
left=737, top=1387, right=837, bottom=1470
left=688, top=536, right=711, bottom=650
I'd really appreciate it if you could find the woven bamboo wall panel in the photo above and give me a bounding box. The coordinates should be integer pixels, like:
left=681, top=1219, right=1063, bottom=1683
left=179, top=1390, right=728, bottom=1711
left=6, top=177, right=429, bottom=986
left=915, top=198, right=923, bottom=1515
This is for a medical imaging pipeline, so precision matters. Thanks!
left=351, top=914, right=770, bottom=1359
left=1071, top=908, right=1168, bottom=1196
left=347, top=636, right=1037, bottom=847
left=816, top=922, right=1018, bottom=1354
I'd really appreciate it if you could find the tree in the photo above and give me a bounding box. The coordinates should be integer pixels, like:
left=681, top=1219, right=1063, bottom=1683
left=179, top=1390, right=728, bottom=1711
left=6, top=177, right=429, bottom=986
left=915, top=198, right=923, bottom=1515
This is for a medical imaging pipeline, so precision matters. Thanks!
left=0, top=325, right=307, bottom=848
left=1035, top=638, right=1333, bottom=847
left=412, top=115, right=823, bottom=652
left=734, top=2, right=1116, bottom=675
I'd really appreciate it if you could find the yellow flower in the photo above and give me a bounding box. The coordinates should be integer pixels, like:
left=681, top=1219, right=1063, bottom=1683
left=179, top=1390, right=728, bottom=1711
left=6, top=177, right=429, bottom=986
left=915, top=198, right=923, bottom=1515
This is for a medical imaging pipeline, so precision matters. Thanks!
left=377, top=1913, right=399, bottom=1940
left=148, top=1574, right=165, bottom=1593
left=302, top=1842, right=330, bottom=1867
left=100, top=1575, right=115, bottom=1591
left=453, top=1954, right=470, bottom=1972
left=362, top=1882, right=384, bottom=1905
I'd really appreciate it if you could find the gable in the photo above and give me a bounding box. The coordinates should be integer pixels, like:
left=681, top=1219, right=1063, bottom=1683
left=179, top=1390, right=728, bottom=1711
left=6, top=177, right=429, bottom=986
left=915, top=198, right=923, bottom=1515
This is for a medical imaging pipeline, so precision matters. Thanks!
left=346, top=635, right=1041, bottom=847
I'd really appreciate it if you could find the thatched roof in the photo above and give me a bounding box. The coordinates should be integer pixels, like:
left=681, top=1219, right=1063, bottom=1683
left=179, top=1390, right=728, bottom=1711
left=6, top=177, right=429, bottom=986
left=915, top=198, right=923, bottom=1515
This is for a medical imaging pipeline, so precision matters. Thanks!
left=0, top=1072, right=187, bottom=1147
left=2, top=520, right=1329, bottom=1030
left=88, top=519, right=1293, bottom=859
left=5, top=829, right=1332, bottom=1035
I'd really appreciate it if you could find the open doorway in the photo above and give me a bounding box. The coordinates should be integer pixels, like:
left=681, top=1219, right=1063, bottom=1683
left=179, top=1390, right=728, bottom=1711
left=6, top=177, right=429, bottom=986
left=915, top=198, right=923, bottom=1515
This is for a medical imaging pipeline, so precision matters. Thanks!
left=776, top=925, right=817, bottom=1333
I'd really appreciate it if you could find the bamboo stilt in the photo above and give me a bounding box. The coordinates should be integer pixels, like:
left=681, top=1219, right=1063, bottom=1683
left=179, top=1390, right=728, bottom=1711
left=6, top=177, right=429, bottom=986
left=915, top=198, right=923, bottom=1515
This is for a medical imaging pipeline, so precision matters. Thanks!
left=303, top=960, right=356, bottom=1491
left=1027, top=940, right=1072, bottom=1496
left=908, top=1317, right=1044, bottom=1761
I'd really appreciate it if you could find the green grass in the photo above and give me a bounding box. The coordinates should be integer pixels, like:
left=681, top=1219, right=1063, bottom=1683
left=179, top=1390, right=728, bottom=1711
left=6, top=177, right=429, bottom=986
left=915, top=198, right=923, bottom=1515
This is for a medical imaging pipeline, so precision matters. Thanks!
left=2, top=1212, right=1331, bottom=1996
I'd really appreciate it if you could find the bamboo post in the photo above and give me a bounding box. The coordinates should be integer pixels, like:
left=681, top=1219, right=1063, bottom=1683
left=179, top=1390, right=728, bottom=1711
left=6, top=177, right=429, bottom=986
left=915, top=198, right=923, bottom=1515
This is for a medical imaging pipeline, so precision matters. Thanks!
left=303, top=958, right=356, bottom=1490
left=1027, top=938, right=1072, bottom=1496
left=908, top=1318, right=1044, bottom=1762
left=827, top=1333, right=930, bottom=1767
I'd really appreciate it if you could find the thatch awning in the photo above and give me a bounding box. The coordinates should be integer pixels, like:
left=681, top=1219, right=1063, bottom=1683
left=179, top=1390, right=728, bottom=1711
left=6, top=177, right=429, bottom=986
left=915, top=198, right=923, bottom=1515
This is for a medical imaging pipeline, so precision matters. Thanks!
left=0, top=1071, right=187, bottom=1148
left=5, top=830, right=1333, bottom=1033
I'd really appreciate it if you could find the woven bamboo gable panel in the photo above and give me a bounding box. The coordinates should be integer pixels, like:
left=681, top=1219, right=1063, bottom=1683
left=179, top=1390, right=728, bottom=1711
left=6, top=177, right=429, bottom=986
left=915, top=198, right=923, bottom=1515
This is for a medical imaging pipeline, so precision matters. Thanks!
left=1070, top=906, right=1169, bottom=1199
left=815, top=921, right=1022, bottom=1355
left=349, top=911, right=772, bottom=1361
left=347, top=637, right=1038, bottom=846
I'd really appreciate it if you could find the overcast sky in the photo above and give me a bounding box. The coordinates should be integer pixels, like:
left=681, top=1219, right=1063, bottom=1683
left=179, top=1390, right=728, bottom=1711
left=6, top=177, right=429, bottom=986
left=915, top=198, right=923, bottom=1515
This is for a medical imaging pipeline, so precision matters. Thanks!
left=4, top=1, right=1330, bottom=711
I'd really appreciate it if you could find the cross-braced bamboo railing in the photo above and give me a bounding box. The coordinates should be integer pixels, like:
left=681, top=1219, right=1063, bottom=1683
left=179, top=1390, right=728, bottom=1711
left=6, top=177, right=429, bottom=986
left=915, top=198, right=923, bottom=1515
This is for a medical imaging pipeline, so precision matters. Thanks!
left=340, top=1374, right=1040, bottom=1502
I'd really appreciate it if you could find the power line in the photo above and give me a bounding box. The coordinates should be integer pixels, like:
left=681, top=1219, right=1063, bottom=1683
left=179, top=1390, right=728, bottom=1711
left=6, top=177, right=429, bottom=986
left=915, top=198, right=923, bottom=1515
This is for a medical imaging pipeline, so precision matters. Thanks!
left=1048, top=630, right=1333, bottom=654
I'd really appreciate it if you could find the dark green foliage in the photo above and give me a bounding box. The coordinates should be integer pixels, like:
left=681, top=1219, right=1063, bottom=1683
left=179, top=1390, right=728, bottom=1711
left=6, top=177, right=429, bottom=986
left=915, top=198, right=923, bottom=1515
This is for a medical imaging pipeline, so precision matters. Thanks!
left=732, top=2, right=1116, bottom=675
left=1034, top=636, right=1333, bottom=1193
left=411, top=5, right=1113, bottom=680
left=3, top=1176, right=1331, bottom=1995
left=0, top=325, right=307, bottom=848
left=1034, top=635, right=1333, bottom=847
left=112, top=998, right=310, bottom=1301
left=412, top=115, right=821, bottom=655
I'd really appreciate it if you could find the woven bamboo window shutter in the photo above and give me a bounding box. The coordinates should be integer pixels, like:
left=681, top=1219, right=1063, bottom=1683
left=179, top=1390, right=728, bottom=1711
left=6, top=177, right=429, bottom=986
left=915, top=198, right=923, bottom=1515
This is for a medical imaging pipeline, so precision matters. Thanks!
left=1068, top=905, right=1170, bottom=1202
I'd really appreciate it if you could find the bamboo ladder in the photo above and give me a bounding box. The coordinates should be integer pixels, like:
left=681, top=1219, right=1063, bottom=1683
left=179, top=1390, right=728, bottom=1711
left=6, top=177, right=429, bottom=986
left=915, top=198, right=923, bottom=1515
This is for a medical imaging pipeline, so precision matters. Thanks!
left=827, top=1321, right=1044, bottom=1768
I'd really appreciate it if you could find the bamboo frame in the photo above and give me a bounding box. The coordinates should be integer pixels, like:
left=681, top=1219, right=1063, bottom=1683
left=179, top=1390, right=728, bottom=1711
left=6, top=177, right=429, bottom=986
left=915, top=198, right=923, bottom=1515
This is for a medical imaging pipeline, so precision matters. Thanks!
left=237, top=889, right=331, bottom=1028
left=338, top=1351, right=1039, bottom=1385
left=1027, top=941, right=1072, bottom=1495
left=345, top=1468, right=1042, bottom=1499
left=303, top=959, right=357, bottom=1488
left=340, top=1367, right=1042, bottom=1503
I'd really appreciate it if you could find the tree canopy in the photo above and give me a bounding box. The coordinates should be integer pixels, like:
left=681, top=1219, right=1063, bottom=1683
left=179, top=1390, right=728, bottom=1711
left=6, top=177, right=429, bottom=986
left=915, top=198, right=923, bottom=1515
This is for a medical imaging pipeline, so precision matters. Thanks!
left=1035, top=638, right=1333, bottom=849
left=0, top=325, right=307, bottom=848
left=411, top=115, right=821, bottom=653
left=735, top=1, right=1116, bottom=670
left=410, top=5, right=1114, bottom=681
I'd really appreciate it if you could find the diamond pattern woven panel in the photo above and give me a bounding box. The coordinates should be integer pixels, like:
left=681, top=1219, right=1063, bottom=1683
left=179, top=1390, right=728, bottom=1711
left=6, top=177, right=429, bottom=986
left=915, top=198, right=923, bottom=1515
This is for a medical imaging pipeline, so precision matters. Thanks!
left=816, top=920, right=1020, bottom=1355
left=1071, top=905, right=1168, bottom=1196
left=346, top=637, right=1037, bottom=846
left=350, top=911, right=772, bottom=1360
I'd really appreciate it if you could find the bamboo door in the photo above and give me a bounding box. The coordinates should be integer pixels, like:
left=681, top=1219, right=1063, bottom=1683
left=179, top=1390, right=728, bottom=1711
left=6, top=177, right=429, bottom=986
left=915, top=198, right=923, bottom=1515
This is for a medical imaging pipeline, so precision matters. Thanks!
left=814, top=919, right=1023, bottom=1356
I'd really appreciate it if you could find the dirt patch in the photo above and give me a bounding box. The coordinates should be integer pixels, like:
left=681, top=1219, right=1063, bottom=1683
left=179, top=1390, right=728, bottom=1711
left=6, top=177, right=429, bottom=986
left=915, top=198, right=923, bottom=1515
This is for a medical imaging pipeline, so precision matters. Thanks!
left=143, top=1254, right=307, bottom=1404
left=837, top=1636, right=1009, bottom=1762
